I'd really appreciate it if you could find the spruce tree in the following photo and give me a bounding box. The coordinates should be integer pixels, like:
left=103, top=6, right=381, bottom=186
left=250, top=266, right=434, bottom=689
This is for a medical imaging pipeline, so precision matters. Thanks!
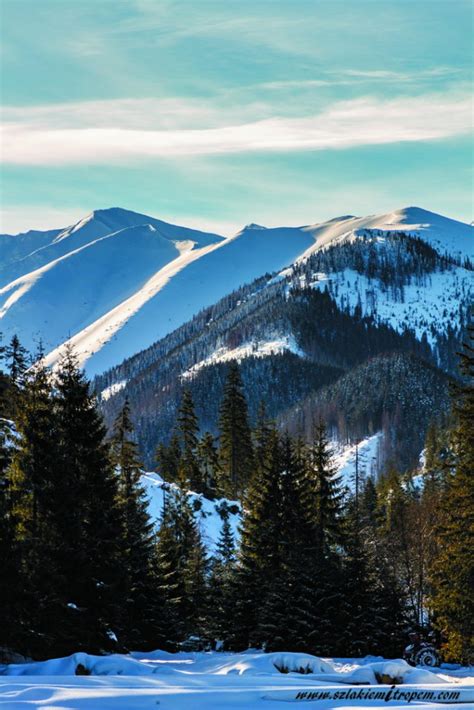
left=197, top=432, right=220, bottom=498
left=6, top=356, right=63, bottom=656
left=218, top=362, right=254, bottom=497
left=156, top=433, right=181, bottom=484
left=177, top=389, right=202, bottom=491
left=155, top=483, right=209, bottom=645
left=258, top=435, right=318, bottom=653
left=208, top=504, right=236, bottom=646
left=53, top=347, right=124, bottom=653
left=110, top=399, right=158, bottom=649
left=5, top=335, right=28, bottom=389
left=430, top=329, right=474, bottom=663
left=231, top=427, right=281, bottom=648
left=305, top=421, right=345, bottom=654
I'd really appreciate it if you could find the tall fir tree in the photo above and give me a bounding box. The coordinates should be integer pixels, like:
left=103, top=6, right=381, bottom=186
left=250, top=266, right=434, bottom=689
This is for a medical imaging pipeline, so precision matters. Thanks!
left=231, top=426, right=281, bottom=649
left=197, top=432, right=220, bottom=498
left=208, top=504, right=236, bottom=645
left=177, top=389, right=202, bottom=492
left=52, top=347, right=124, bottom=653
left=429, top=329, right=474, bottom=663
left=218, top=362, right=254, bottom=497
left=156, top=433, right=181, bottom=484
left=6, top=357, right=63, bottom=656
left=304, top=421, right=346, bottom=654
left=110, top=399, right=159, bottom=649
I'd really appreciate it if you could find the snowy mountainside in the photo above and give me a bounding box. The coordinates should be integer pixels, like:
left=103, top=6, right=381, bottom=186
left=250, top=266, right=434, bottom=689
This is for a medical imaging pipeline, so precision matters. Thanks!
left=140, top=432, right=383, bottom=550
left=0, top=205, right=470, bottom=376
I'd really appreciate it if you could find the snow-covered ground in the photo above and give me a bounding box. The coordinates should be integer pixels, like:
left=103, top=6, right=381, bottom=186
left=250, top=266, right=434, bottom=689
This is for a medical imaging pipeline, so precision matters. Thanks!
left=1, top=650, right=472, bottom=709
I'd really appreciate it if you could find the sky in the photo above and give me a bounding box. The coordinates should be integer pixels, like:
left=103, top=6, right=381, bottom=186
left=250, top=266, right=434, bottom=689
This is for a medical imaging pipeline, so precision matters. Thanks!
left=0, top=0, right=472, bottom=235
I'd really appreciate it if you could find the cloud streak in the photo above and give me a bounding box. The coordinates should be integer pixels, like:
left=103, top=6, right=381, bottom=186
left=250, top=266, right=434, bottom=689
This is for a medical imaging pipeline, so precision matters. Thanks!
left=2, top=93, right=471, bottom=166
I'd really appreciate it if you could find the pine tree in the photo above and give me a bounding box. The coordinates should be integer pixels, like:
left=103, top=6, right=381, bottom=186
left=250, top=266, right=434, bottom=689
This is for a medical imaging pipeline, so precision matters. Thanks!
left=155, top=483, right=209, bottom=645
left=6, top=356, right=64, bottom=656
left=177, top=389, right=202, bottom=492
left=258, top=435, right=318, bottom=653
left=156, top=433, right=181, bottom=484
left=218, top=362, right=254, bottom=496
left=52, top=347, right=124, bottom=653
left=197, top=432, right=220, bottom=498
left=0, top=353, right=19, bottom=651
left=208, top=504, right=236, bottom=646
left=429, top=329, right=474, bottom=663
left=309, top=421, right=345, bottom=555
left=110, top=399, right=158, bottom=649
left=231, top=427, right=281, bottom=648
left=5, top=335, right=28, bottom=386
left=304, top=421, right=346, bottom=654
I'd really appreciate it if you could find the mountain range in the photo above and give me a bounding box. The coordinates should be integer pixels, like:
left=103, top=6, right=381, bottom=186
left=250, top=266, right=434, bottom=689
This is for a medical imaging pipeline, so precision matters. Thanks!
left=1, top=205, right=472, bottom=474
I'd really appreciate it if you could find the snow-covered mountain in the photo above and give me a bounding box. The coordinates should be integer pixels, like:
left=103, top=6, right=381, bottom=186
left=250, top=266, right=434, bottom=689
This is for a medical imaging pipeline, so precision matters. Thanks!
left=0, top=205, right=471, bottom=377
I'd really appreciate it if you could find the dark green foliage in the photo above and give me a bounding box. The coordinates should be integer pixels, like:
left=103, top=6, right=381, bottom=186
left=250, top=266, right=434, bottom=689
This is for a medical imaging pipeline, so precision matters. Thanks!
left=218, top=362, right=254, bottom=496
left=429, top=329, right=474, bottom=663
left=177, top=389, right=202, bottom=491
left=51, top=348, right=124, bottom=654
left=110, top=400, right=159, bottom=649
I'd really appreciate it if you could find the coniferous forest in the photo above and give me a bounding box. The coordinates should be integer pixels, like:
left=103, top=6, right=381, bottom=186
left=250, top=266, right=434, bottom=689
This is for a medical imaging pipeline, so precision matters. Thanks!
left=0, top=331, right=473, bottom=664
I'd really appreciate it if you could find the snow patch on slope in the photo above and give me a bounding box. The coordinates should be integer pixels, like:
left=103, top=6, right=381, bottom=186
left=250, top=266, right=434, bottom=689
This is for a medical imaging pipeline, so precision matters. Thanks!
left=333, top=433, right=383, bottom=489
left=101, top=380, right=128, bottom=401
left=181, top=336, right=303, bottom=380
left=140, top=472, right=240, bottom=553
left=310, top=267, right=472, bottom=346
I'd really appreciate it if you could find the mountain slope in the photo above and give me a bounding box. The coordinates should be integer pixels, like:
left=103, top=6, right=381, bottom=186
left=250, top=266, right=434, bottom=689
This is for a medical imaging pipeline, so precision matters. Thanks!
left=0, top=205, right=471, bottom=377
left=0, top=207, right=224, bottom=284
left=0, top=224, right=181, bottom=352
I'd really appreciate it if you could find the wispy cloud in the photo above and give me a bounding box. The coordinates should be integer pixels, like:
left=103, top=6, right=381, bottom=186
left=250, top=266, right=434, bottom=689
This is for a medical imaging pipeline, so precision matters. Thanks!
left=1, top=92, right=471, bottom=166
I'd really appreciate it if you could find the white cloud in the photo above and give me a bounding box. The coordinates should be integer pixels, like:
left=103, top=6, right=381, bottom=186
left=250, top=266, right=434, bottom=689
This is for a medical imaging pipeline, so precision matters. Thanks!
left=0, top=206, right=85, bottom=234
left=1, top=93, right=471, bottom=166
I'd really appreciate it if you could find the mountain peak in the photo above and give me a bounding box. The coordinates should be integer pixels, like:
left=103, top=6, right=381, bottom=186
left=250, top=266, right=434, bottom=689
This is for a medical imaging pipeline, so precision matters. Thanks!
left=243, top=223, right=267, bottom=231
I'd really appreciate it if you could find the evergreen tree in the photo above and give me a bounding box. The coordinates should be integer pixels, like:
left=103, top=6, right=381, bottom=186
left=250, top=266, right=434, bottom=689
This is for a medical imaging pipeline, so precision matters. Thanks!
left=208, top=504, right=236, bottom=645
left=430, top=329, right=474, bottom=663
left=231, top=427, right=281, bottom=648
left=177, top=389, right=202, bottom=491
left=155, top=483, right=209, bottom=645
left=218, top=362, right=254, bottom=496
left=5, top=335, right=28, bottom=388
left=197, top=432, right=220, bottom=498
left=156, top=433, right=181, bottom=484
left=0, top=352, right=19, bottom=651
left=6, top=357, right=63, bottom=656
left=258, top=435, right=318, bottom=652
left=305, top=421, right=346, bottom=654
left=52, top=348, right=124, bottom=653
left=309, top=422, right=345, bottom=553
left=110, top=399, right=158, bottom=649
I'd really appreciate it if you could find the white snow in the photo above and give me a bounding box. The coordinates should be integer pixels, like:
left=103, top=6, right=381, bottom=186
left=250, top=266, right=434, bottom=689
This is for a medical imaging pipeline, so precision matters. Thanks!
left=1, top=651, right=472, bottom=709
left=181, top=336, right=303, bottom=379
left=1, top=206, right=471, bottom=377
left=333, top=433, right=383, bottom=489
left=140, top=472, right=240, bottom=553
left=309, top=267, right=472, bottom=348
left=100, top=380, right=128, bottom=401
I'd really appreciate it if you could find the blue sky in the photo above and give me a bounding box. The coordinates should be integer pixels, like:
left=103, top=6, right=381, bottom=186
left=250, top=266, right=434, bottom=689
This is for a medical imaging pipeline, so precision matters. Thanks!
left=1, top=0, right=472, bottom=234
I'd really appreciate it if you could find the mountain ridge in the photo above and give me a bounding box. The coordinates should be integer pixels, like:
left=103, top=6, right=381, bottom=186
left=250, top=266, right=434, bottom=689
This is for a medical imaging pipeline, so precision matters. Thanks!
left=0, top=205, right=471, bottom=376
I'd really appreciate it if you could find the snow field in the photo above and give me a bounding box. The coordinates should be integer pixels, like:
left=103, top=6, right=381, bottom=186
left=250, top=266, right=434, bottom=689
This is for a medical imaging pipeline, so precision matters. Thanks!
left=1, top=651, right=472, bottom=709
